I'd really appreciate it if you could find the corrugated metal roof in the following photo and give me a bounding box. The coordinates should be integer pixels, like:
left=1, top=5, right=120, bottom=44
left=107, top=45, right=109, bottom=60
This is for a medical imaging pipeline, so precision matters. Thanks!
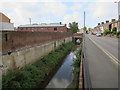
left=18, top=23, right=65, bottom=27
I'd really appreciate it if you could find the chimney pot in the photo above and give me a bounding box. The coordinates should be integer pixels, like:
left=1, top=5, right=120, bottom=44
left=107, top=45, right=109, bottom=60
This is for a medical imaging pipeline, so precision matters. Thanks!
left=111, top=19, right=115, bottom=22
left=101, top=22, right=104, bottom=24
left=98, top=23, right=100, bottom=25
left=106, top=20, right=109, bottom=23
left=65, top=24, right=66, bottom=27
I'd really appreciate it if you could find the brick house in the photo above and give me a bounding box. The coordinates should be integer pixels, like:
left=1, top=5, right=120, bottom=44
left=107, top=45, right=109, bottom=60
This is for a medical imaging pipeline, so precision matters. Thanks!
left=17, top=22, right=68, bottom=32
left=95, top=19, right=120, bottom=33
left=0, top=12, right=14, bottom=31
left=95, top=23, right=100, bottom=32
left=111, top=19, right=120, bottom=32
left=103, top=21, right=109, bottom=30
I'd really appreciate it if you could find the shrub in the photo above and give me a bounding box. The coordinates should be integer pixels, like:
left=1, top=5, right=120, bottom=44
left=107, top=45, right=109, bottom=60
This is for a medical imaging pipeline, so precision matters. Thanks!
left=72, top=45, right=82, bottom=88
left=112, top=27, right=117, bottom=35
left=104, top=29, right=110, bottom=35
left=2, top=42, right=74, bottom=88
left=117, top=31, right=120, bottom=35
left=10, top=81, right=21, bottom=88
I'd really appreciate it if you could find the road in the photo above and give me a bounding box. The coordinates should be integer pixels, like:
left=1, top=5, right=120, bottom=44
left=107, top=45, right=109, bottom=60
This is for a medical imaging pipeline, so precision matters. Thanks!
left=84, top=35, right=118, bottom=88
left=87, top=34, right=119, bottom=60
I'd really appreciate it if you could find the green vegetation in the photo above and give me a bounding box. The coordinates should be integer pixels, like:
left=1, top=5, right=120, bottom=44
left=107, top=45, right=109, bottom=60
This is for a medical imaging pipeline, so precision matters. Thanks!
left=71, top=45, right=82, bottom=88
left=69, top=22, right=79, bottom=33
left=112, top=27, right=117, bottom=35
left=117, top=31, right=120, bottom=35
left=2, top=42, right=74, bottom=88
left=104, top=29, right=110, bottom=35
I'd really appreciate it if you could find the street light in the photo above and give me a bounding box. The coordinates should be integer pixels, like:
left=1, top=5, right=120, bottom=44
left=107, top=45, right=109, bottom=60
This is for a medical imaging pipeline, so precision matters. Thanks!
left=114, top=1, right=120, bottom=32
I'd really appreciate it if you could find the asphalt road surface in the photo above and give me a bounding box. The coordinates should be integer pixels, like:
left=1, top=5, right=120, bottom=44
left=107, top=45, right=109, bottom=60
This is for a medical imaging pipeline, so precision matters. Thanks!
left=87, top=34, right=118, bottom=60
left=85, top=35, right=118, bottom=88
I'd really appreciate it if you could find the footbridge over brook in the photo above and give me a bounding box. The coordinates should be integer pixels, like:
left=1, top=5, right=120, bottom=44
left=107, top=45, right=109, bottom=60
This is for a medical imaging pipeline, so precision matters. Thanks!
left=0, top=31, right=73, bottom=74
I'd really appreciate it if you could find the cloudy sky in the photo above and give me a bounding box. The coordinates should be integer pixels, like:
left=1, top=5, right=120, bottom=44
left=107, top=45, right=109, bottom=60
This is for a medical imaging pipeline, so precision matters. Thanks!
left=0, top=0, right=119, bottom=28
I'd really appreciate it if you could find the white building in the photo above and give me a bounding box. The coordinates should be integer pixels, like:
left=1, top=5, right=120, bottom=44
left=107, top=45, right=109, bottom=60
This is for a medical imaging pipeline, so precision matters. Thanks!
left=0, top=12, right=14, bottom=31
left=0, top=22, right=14, bottom=31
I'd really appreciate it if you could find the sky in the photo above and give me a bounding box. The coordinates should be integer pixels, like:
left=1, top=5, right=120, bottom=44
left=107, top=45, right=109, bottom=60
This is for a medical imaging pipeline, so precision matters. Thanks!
left=0, top=0, right=119, bottom=29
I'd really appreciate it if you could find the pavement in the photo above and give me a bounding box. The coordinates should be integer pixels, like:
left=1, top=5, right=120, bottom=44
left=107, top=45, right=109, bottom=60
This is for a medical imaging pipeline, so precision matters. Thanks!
left=84, top=34, right=118, bottom=88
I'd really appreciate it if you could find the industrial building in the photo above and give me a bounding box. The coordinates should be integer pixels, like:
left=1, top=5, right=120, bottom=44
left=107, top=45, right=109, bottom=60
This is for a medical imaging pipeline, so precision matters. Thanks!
left=17, top=22, right=68, bottom=32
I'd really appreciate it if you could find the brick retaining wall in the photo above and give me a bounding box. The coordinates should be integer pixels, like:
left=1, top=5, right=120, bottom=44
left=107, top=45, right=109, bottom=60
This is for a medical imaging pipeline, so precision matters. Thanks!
left=1, top=31, right=72, bottom=54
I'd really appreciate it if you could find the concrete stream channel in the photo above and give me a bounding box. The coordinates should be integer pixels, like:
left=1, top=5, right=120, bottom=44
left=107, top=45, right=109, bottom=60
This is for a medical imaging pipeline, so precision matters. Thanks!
left=37, top=45, right=80, bottom=89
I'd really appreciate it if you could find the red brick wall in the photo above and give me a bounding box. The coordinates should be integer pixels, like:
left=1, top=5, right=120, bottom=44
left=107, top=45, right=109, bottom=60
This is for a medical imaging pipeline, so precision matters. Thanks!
left=0, top=13, right=10, bottom=23
left=2, top=31, right=72, bottom=54
left=98, top=27, right=100, bottom=31
left=17, top=26, right=67, bottom=32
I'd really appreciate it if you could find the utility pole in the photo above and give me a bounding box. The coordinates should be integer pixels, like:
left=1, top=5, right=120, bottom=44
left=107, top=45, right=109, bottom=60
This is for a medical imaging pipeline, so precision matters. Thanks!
left=29, top=18, right=31, bottom=25
left=114, top=1, right=120, bottom=32
left=84, top=11, right=85, bottom=28
left=118, top=1, right=120, bottom=32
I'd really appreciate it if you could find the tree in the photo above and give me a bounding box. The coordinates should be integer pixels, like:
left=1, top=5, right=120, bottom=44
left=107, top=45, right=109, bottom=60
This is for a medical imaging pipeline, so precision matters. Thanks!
left=88, top=28, right=91, bottom=31
left=69, top=22, right=79, bottom=33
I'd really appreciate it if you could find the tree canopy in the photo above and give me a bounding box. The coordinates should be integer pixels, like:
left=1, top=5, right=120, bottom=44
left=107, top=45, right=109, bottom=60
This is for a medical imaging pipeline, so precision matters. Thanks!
left=69, top=22, right=79, bottom=33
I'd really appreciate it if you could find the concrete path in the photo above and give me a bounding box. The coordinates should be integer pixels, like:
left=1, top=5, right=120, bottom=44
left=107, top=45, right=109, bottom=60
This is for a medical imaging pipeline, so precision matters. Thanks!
left=85, top=35, right=118, bottom=88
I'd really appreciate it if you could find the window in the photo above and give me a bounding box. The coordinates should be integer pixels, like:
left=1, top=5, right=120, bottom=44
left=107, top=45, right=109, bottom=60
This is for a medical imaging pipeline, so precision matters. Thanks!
left=54, top=27, right=57, bottom=31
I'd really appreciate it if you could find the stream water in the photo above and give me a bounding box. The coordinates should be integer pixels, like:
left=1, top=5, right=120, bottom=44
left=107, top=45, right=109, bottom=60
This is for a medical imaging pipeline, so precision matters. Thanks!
left=45, top=45, right=79, bottom=88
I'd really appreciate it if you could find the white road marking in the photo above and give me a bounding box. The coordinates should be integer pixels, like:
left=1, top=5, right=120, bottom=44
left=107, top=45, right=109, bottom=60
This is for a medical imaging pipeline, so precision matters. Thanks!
left=88, top=36, right=119, bottom=65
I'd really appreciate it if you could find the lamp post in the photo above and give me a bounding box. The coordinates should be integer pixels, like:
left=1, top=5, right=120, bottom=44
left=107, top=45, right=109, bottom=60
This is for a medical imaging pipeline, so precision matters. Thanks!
left=114, top=1, right=120, bottom=32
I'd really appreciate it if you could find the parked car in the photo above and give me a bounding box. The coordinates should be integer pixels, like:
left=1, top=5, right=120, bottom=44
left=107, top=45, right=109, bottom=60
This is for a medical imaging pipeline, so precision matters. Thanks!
left=96, top=33, right=101, bottom=37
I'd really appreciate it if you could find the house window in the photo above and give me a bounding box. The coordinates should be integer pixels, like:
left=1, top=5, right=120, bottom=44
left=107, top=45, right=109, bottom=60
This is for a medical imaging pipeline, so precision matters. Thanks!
left=115, top=23, right=117, bottom=27
left=54, top=27, right=57, bottom=31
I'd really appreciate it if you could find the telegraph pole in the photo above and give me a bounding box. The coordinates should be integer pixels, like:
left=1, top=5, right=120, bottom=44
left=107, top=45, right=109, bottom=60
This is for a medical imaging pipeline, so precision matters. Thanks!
left=29, top=18, right=31, bottom=25
left=114, top=1, right=120, bottom=32
left=84, top=11, right=85, bottom=28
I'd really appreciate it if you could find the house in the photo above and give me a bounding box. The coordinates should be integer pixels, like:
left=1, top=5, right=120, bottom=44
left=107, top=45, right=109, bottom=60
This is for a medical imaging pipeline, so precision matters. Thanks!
left=95, top=18, right=120, bottom=34
left=17, top=22, right=68, bottom=32
left=111, top=19, right=120, bottom=32
left=0, top=12, right=14, bottom=31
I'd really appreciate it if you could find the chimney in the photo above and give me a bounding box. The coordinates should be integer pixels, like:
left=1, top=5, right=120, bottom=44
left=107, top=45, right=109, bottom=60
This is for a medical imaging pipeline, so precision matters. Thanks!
left=65, top=24, right=66, bottom=27
left=60, top=22, right=62, bottom=24
left=101, top=22, right=104, bottom=24
left=106, top=20, right=109, bottom=23
left=111, top=19, right=115, bottom=22
left=98, top=23, right=100, bottom=25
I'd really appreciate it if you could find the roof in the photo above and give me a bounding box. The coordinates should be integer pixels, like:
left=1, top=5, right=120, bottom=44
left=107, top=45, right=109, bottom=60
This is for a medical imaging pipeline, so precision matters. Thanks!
left=18, top=23, right=65, bottom=27
left=96, top=19, right=120, bottom=28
